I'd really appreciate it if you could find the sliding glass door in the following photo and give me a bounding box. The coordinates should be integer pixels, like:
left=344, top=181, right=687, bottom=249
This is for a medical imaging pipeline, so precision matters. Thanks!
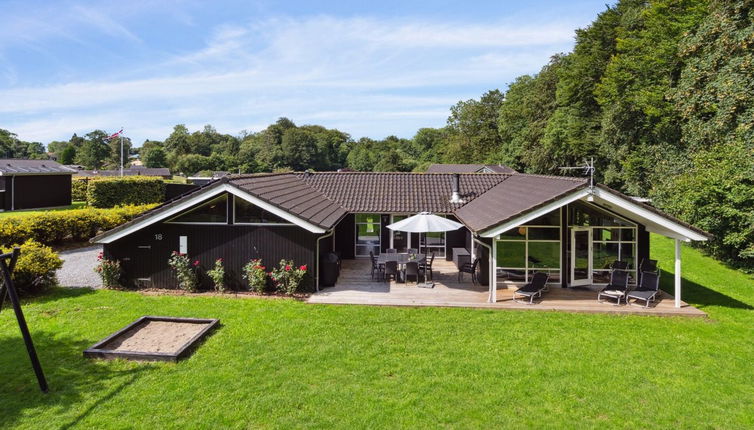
left=355, top=213, right=381, bottom=257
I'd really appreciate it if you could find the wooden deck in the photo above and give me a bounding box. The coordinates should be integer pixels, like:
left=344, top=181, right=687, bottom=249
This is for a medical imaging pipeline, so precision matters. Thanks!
left=308, top=259, right=707, bottom=317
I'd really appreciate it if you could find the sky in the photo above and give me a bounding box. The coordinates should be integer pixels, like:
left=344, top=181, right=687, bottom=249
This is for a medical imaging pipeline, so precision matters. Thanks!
left=0, top=0, right=609, bottom=146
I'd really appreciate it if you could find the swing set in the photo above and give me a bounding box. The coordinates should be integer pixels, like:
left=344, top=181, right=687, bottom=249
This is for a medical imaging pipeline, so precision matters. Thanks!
left=0, top=247, right=48, bottom=393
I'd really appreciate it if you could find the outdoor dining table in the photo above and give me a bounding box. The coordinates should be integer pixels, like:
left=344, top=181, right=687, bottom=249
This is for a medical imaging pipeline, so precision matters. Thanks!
left=376, top=253, right=426, bottom=283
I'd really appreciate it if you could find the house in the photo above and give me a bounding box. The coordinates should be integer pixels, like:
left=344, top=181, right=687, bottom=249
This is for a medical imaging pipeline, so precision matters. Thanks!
left=91, top=171, right=709, bottom=306
left=426, top=163, right=517, bottom=174
left=75, top=167, right=172, bottom=179
left=0, top=159, right=77, bottom=210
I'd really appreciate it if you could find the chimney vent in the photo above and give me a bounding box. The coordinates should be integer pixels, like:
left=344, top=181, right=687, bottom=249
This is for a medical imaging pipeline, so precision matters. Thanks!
left=449, top=174, right=465, bottom=204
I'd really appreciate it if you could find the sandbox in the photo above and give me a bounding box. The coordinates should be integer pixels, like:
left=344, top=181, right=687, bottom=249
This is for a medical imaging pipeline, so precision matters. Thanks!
left=84, top=316, right=219, bottom=362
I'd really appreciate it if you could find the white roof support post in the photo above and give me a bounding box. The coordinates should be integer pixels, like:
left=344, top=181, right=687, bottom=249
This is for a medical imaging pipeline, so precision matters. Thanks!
left=491, top=240, right=497, bottom=303
left=674, top=239, right=682, bottom=308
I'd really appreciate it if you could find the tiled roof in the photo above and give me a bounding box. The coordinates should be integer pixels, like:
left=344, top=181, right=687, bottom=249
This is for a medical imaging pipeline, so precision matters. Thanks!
left=454, top=174, right=588, bottom=232
left=230, top=174, right=347, bottom=228
left=0, top=159, right=76, bottom=175
left=296, top=172, right=508, bottom=214
left=426, top=163, right=517, bottom=174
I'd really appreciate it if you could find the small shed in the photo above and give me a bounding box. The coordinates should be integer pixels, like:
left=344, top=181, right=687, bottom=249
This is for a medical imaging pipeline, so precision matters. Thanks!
left=0, top=159, right=77, bottom=210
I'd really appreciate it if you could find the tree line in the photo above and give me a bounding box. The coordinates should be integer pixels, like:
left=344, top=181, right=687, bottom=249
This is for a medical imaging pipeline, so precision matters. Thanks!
left=1, top=0, right=750, bottom=267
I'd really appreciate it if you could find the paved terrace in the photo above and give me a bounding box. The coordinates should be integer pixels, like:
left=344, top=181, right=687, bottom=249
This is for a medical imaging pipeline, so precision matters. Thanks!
left=308, top=259, right=706, bottom=317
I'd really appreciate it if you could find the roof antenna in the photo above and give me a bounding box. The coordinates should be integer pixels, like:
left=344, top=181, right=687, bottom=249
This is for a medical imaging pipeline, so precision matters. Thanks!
left=559, top=157, right=595, bottom=198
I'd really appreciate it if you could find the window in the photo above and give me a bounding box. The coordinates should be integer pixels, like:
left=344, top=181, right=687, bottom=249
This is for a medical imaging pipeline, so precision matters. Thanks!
left=592, top=227, right=637, bottom=284
left=496, top=209, right=561, bottom=283
left=568, top=201, right=633, bottom=227
left=355, top=214, right=381, bottom=256
left=234, top=197, right=289, bottom=224
left=168, top=194, right=228, bottom=223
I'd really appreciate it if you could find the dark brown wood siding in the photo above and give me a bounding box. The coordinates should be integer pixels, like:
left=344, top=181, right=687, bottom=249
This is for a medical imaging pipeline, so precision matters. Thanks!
left=3, top=175, right=72, bottom=210
left=334, top=213, right=355, bottom=259
left=104, top=222, right=318, bottom=290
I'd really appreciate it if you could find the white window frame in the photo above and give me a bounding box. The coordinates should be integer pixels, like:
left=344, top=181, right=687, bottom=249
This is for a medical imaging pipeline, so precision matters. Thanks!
left=354, top=213, right=381, bottom=257
left=494, top=208, right=562, bottom=285
left=165, top=193, right=229, bottom=225
left=232, top=195, right=295, bottom=226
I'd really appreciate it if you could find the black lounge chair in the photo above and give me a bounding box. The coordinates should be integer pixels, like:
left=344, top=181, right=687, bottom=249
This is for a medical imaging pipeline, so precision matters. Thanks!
left=627, top=271, right=661, bottom=308
left=597, top=269, right=630, bottom=305
left=611, top=260, right=629, bottom=270
left=458, top=258, right=480, bottom=284
left=513, top=272, right=549, bottom=304
left=419, top=252, right=435, bottom=281
left=639, top=258, right=658, bottom=274
left=369, top=251, right=383, bottom=280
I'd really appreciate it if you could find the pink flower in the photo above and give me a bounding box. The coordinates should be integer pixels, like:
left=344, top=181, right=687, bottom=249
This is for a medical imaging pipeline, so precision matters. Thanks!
left=299, top=265, right=307, bottom=272
left=193, top=260, right=200, bottom=267
left=285, top=265, right=291, bottom=271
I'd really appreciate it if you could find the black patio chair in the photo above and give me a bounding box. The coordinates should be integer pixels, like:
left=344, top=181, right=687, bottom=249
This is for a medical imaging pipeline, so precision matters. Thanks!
left=383, top=261, right=399, bottom=282
left=404, top=262, right=423, bottom=285
left=639, top=258, right=658, bottom=274
left=611, top=260, right=629, bottom=270
left=512, top=272, right=550, bottom=304
left=458, top=258, right=480, bottom=284
left=626, top=271, right=661, bottom=308
left=369, top=251, right=383, bottom=280
left=597, top=269, right=630, bottom=305
left=419, top=252, right=435, bottom=281
left=386, top=248, right=397, bottom=254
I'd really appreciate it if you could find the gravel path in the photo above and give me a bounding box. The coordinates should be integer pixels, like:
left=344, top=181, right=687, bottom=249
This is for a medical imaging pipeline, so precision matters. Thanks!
left=57, top=245, right=102, bottom=288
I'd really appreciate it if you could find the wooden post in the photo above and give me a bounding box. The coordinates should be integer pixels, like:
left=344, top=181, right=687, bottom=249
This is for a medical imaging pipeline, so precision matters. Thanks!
left=674, top=239, right=681, bottom=308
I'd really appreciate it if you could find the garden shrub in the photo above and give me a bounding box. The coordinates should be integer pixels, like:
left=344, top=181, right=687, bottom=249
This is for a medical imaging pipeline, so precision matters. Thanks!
left=242, top=259, right=267, bottom=292
left=71, top=178, right=89, bottom=201
left=94, top=251, right=122, bottom=289
left=206, top=258, right=226, bottom=292
left=0, top=204, right=156, bottom=247
left=0, top=240, right=63, bottom=295
left=87, top=177, right=165, bottom=208
left=269, top=259, right=307, bottom=295
left=168, top=251, right=199, bottom=292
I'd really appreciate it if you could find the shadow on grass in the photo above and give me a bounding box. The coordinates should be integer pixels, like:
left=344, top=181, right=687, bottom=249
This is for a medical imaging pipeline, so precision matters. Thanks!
left=0, top=328, right=154, bottom=429
left=659, top=269, right=754, bottom=310
left=20, top=287, right=97, bottom=306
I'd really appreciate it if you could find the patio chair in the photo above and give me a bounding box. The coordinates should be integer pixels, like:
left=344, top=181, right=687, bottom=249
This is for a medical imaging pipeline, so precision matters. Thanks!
left=597, top=269, right=630, bottom=305
left=639, top=258, right=658, bottom=274
left=626, top=271, right=661, bottom=308
left=458, top=258, right=480, bottom=284
left=383, top=261, right=399, bottom=282
left=369, top=251, right=383, bottom=280
left=611, top=260, right=629, bottom=270
left=512, top=272, right=549, bottom=304
left=419, top=252, right=435, bottom=281
left=404, top=262, right=423, bottom=285
left=386, top=248, right=397, bottom=254
left=407, top=248, right=418, bottom=254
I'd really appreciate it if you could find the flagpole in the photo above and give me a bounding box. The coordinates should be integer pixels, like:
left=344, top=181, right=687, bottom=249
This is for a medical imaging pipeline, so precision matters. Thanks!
left=119, top=128, right=124, bottom=177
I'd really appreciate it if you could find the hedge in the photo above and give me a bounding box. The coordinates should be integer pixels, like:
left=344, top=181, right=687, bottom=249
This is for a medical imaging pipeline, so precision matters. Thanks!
left=86, top=177, right=165, bottom=208
left=0, top=204, right=156, bottom=247
left=72, top=177, right=89, bottom=201
left=1, top=240, right=63, bottom=295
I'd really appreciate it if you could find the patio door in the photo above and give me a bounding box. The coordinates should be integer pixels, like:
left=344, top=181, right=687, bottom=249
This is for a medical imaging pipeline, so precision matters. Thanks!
left=571, top=228, right=592, bottom=286
left=355, top=213, right=381, bottom=257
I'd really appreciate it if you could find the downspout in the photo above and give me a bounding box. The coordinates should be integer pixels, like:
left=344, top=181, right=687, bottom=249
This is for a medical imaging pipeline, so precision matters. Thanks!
left=473, top=235, right=495, bottom=303
left=315, top=230, right=334, bottom=292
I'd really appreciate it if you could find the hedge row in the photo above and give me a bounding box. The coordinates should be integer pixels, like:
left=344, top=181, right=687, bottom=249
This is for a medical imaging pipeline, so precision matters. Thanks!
left=84, top=177, right=165, bottom=208
left=72, top=178, right=89, bottom=201
left=0, top=204, right=156, bottom=246
left=1, top=240, right=63, bottom=295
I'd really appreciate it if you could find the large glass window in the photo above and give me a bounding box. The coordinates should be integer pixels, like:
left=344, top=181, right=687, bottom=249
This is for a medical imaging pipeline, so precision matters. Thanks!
left=168, top=194, right=228, bottom=223
left=355, top=213, right=381, bottom=256
left=568, top=201, right=633, bottom=227
left=592, top=227, right=637, bottom=284
left=495, top=209, right=561, bottom=283
left=234, top=197, right=289, bottom=224
left=391, top=215, right=408, bottom=252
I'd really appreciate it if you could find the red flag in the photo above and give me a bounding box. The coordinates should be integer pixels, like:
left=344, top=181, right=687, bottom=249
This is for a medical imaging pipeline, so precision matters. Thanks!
left=106, top=129, right=123, bottom=140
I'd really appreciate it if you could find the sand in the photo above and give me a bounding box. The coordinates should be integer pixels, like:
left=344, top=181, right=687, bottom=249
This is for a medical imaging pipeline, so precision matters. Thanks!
left=106, top=320, right=209, bottom=354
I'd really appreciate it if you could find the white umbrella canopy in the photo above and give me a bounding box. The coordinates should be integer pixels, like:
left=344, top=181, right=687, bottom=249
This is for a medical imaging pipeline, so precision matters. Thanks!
left=386, top=212, right=463, bottom=233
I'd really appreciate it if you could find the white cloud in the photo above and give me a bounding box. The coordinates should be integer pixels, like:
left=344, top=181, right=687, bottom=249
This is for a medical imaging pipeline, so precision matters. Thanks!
left=2, top=14, right=579, bottom=143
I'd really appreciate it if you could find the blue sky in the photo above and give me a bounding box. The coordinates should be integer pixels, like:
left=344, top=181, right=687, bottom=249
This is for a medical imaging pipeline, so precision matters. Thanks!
left=0, top=0, right=608, bottom=145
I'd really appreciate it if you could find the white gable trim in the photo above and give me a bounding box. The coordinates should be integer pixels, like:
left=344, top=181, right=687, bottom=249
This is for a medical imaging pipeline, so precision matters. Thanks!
left=479, top=189, right=590, bottom=238
left=479, top=187, right=708, bottom=242
left=93, top=184, right=326, bottom=244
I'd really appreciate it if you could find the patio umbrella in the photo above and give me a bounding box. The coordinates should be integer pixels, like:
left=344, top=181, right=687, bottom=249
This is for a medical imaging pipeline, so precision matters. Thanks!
left=386, top=211, right=463, bottom=254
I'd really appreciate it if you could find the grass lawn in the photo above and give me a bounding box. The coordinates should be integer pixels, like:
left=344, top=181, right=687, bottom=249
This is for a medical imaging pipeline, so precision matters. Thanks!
left=0, top=201, right=87, bottom=219
left=0, top=236, right=752, bottom=429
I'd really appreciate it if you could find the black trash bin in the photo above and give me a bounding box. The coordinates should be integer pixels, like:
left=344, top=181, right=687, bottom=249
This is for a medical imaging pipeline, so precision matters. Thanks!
left=319, top=252, right=340, bottom=287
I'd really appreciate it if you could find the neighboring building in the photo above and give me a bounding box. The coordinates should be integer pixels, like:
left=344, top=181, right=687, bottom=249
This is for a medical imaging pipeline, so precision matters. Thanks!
left=92, top=171, right=709, bottom=306
left=75, top=167, right=172, bottom=179
left=0, top=159, right=76, bottom=210
left=427, top=164, right=517, bottom=174
left=187, top=171, right=230, bottom=186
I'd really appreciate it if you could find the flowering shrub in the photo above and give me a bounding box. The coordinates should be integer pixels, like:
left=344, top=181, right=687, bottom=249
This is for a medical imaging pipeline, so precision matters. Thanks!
left=168, top=251, right=199, bottom=292
left=242, top=259, right=267, bottom=292
left=0, top=240, right=63, bottom=295
left=94, top=251, right=121, bottom=289
left=269, top=259, right=307, bottom=295
left=207, top=258, right=226, bottom=292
